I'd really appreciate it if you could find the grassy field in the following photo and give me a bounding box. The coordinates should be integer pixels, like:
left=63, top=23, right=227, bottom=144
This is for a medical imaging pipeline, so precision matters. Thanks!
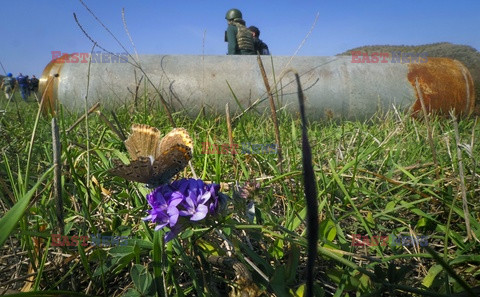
left=0, top=90, right=479, bottom=297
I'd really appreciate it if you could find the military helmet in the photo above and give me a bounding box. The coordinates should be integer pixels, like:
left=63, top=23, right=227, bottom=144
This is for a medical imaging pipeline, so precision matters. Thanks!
left=225, top=8, right=242, bottom=20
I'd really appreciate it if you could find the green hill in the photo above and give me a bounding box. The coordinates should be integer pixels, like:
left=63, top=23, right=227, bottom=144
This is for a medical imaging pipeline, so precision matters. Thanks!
left=338, top=42, right=480, bottom=109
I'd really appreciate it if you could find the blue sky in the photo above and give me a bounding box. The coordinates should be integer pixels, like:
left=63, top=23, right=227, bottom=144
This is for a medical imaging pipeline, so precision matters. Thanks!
left=1, top=0, right=479, bottom=76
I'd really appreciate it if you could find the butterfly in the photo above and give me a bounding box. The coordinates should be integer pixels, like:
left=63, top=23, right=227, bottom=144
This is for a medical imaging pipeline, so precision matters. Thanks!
left=110, top=124, right=193, bottom=188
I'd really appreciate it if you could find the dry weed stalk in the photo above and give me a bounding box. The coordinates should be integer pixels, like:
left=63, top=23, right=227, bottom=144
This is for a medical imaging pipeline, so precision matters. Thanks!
left=74, top=3, right=176, bottom=127
left=450, top=111, right=472, bottom=241
left=257, top=55, right=283, bottom=172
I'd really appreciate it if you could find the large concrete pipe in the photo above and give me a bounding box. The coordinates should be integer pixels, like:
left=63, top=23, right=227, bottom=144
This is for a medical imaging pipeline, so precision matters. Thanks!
left=38, top=55, right=475, bottom=119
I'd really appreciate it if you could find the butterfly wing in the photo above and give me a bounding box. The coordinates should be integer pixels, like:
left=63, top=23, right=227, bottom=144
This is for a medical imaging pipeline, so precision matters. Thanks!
left=124, top=124, right=162, bottom=160
left=111, top=125, right=193, bottom=187
left=147, top=144, right=193, bottom=187
left=158, top=128, right=193, bottom=154
left=109, top=156, right=154, bottom=184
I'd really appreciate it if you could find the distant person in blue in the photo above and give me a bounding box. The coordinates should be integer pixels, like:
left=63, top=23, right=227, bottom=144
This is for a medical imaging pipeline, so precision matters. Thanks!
left=248, top=26, right=270, bottom=55
left=16, top=73, right=30, bottom=101
left=1, top=73, right=15, bottom=100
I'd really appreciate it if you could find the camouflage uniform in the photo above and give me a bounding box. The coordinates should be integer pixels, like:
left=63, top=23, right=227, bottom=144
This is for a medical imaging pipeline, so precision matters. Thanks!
left=29, top=76, right=39, bottom=93
left=1, top=75, right=15, bottom=100
left=226, top=20, right=255, bottom=55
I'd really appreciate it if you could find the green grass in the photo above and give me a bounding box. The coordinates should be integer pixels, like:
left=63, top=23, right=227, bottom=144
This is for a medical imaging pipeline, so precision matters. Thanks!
left=0, top=90, right=479, bottom=297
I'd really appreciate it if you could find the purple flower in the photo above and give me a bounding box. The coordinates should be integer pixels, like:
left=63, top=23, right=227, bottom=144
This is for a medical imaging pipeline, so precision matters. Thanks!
left=144, top=185, right=182, bottom=230
left=143, top=179, right=223, bottom=242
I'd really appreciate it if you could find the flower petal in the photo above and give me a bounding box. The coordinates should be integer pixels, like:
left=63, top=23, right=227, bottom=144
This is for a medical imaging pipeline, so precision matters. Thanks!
left=190, top=204, right=208, bottom=221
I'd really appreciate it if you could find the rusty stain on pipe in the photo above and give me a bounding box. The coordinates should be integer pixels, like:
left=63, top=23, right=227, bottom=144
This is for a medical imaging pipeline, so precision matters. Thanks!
left=407, top=57, right=475, bottom=116
left=38, top=55, right=475, bottom=119
left=38, top=54, right=69, bottom=115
